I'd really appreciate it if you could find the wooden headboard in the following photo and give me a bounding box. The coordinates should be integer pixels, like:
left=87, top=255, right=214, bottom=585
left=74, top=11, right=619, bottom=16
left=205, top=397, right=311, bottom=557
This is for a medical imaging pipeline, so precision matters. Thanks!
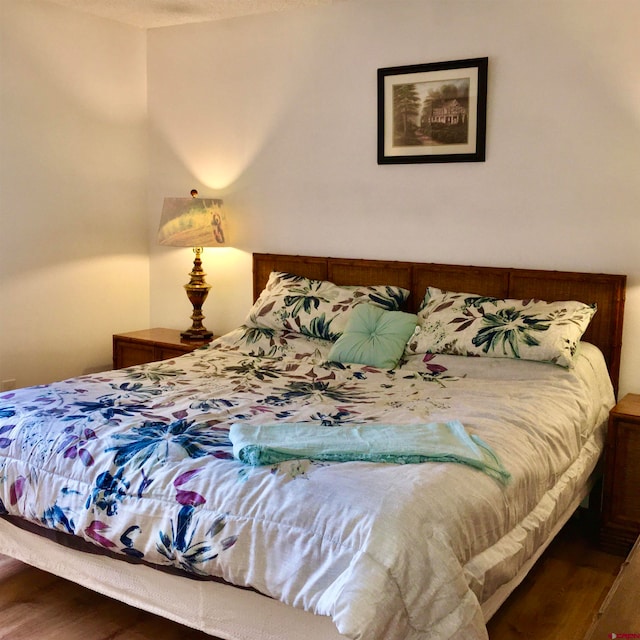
left=253, top=253, right=626, bottom=394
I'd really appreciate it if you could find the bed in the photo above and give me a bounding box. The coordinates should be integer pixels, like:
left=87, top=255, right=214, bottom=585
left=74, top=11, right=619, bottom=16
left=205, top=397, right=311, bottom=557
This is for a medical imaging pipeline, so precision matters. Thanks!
left=0, top=253, right=626, bottom=640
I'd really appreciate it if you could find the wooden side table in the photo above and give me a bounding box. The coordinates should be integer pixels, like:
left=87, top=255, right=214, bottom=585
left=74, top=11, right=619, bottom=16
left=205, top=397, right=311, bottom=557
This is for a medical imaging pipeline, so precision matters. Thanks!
left=113, top=328, right=212, bottom=369
left=600, top=393, right=640, bottom=555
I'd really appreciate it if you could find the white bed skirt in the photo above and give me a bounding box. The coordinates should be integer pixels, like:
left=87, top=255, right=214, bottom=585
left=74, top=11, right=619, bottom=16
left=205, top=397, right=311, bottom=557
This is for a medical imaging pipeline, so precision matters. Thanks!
left=0, top=516, right=346, bottom=640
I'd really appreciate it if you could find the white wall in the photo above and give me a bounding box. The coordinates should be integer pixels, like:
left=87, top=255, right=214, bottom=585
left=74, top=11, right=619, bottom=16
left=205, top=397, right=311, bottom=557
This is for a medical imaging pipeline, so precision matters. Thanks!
left=147, top=0, right=640, bottom=398
left=2, top=0, right=638, bottom=396
left=0, top=0, right=149, bottom=386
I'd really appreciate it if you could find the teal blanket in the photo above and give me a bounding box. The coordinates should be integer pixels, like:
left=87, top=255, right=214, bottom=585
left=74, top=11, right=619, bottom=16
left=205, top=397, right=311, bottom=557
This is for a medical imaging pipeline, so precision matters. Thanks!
left=230, top=421, right=511, bottom=484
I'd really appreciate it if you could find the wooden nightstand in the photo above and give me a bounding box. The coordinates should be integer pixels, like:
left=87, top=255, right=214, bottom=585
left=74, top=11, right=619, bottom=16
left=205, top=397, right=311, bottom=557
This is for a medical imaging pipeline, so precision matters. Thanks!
left=113, top=328, right=212, bottom=369
left=600, top=393, right=640, bottom=555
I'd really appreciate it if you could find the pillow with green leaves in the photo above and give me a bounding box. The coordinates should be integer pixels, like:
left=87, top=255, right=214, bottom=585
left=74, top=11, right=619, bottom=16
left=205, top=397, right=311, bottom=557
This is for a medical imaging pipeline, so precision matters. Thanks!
left=245, top=271, right=410, bottom=342
left=405, top=287, right=596, bottom=368
left=328, top=303, right=417, bottom=369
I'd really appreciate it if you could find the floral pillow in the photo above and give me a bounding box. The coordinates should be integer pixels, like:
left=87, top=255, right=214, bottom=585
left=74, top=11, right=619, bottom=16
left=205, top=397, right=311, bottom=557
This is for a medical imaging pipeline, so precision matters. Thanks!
left=405, top=287, right=596, bottom=368
left=244, top=271, right=410, bottom=342
left=212, top=326, right=334, bottom=361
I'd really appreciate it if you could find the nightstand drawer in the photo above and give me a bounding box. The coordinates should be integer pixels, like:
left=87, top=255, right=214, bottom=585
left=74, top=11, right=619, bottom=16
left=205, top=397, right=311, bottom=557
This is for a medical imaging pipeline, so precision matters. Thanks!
left=609, top=422, right=640, bottom=524
left=114, top=342, right=156, bottom=368
left=157, top=346, right=194, bottom=361
left=113, top=328, right=212, bottom=369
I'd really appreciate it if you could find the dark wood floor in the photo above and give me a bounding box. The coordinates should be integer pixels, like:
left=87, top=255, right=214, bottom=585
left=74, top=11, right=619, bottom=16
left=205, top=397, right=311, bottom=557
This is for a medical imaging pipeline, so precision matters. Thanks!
left=487, top=513, right=623, bottom=639
left=0, top=513, right=623, bottom=640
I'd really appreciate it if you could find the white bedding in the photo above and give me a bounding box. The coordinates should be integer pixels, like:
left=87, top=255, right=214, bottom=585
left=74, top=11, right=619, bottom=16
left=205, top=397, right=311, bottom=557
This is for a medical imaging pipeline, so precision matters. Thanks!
left=0, top=329, right=614, bottom=639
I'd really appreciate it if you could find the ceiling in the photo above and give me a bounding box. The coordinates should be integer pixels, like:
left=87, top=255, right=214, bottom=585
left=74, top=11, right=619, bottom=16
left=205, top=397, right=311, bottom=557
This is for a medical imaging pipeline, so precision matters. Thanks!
left=44, top=0, right=344, bottom=29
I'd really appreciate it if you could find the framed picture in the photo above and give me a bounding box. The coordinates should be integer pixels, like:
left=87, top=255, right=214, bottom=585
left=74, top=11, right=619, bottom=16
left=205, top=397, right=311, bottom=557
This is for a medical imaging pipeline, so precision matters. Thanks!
left=377, top=57, right=488, bottom=164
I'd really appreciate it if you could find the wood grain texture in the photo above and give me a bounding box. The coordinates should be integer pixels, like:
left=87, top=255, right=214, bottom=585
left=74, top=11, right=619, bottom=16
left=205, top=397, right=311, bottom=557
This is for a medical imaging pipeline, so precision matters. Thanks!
left=0, top=554, right=212, bottom=640
left=0, top=516, right=621, bottom=640
left=113, top=328, right=212, bottom=369
left=601, top=393, right=640, bottom=555
left=487, top=515, right=622, bottom=640
left=584, top=535, right=640, bottom=639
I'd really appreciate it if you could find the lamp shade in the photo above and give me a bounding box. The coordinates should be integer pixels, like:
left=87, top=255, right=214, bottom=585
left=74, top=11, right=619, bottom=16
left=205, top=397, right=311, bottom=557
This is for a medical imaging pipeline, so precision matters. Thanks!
left=158, top=197, right=227, bottom=248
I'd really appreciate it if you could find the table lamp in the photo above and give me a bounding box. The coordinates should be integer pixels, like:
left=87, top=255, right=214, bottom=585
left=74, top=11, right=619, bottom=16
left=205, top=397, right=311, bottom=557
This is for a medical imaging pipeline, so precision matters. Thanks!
left=157, top=190, right=228, bottom=340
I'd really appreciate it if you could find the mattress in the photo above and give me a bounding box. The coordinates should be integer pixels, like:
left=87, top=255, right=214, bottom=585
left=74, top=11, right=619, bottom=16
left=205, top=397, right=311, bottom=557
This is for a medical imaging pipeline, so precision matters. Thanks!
left=0, top=329, right=614, bottom=639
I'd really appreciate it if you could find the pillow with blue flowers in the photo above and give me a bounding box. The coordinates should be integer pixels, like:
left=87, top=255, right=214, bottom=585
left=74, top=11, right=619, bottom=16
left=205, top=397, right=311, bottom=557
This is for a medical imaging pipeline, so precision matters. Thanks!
left=405, top=287, right=596, bottom=368
left=245, top=271, right=410, bottom=342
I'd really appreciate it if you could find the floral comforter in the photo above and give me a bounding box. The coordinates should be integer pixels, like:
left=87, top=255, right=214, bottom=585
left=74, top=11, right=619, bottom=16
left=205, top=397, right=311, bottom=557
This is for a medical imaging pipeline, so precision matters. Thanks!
left=0, top=328, right=614, bottom=639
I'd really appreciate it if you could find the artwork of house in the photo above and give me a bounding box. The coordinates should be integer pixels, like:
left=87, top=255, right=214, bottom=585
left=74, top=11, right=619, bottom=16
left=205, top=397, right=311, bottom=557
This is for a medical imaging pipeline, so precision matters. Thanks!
left=430, top=99, right=468, bottom=125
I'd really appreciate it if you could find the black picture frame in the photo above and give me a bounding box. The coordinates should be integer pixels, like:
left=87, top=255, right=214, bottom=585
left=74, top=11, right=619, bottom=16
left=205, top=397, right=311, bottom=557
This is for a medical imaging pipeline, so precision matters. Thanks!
left=377, top=57, right=488, bottom=164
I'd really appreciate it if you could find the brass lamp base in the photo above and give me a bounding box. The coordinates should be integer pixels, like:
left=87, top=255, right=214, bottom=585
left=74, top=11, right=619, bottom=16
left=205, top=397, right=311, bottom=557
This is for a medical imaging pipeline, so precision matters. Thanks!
left=181, top=247, right=214, bottom=341
left=181, top=326, right=214, bottom=341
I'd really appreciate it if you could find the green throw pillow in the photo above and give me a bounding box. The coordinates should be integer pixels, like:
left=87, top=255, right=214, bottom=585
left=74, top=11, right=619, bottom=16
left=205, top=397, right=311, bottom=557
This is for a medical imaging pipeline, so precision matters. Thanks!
left=328, top=304, right=418, bottom=369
